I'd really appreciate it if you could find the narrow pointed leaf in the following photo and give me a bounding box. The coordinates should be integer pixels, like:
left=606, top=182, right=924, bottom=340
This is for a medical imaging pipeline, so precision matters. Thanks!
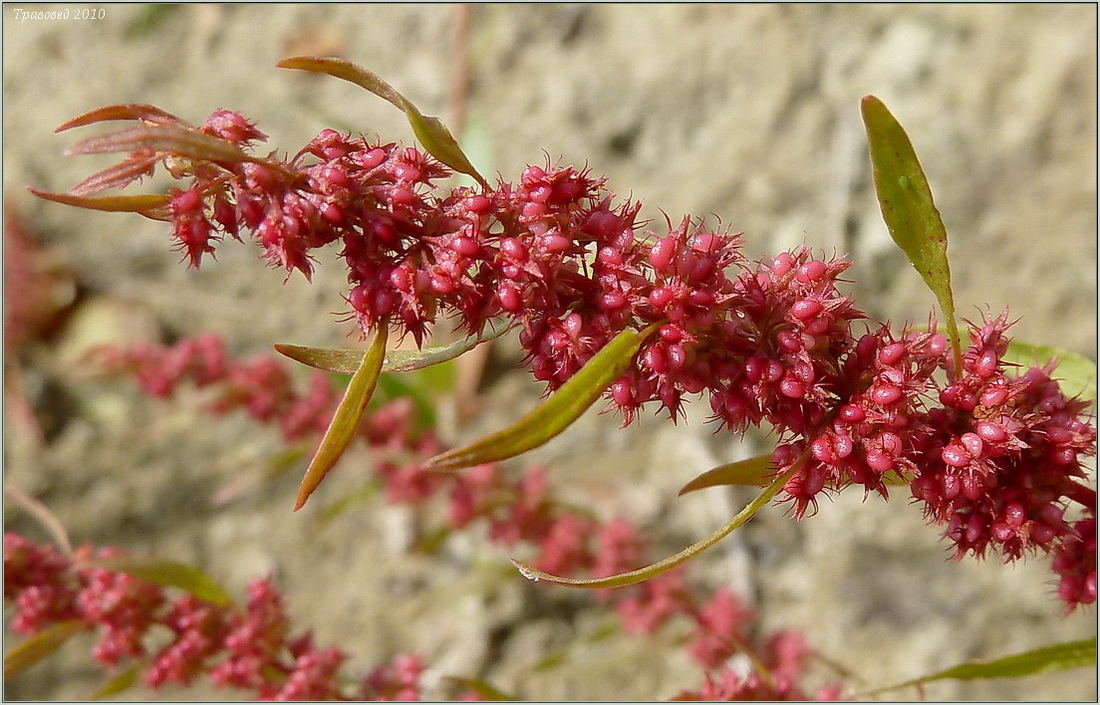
left=83, top=555, right=232, bottom=606
left=4, top=620, right=86, bottom=677
left=68, top=157, right=159, bottom=197
left=294, top=324, right=389, bottom=511
left=56, top=103, right=185, bottom=132
left=867, top=638, right=1095, bottom=696
left=57, top=104, right=184, bottom=131
left=275, top=322, right=509, bottom=375
left=512, top=458, right=804, bottom=589
left=862, top=95, right=963, bottom=372
left=424, top=324, right=660, bottom=472
left=29, top=188, right=170, bottom=214
left=678, top=453, right=775, bottom=496
left=1003, top=340, right=1096, bottom=402
left=277, top=56, right=488, bottom=187
left=66, top=125, right=252, bottom=164
left=88, top=663, right=142, bottom=699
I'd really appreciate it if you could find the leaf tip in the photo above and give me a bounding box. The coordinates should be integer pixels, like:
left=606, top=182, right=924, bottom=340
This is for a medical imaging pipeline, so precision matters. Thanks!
left=275, top=56, right=309, bottom=69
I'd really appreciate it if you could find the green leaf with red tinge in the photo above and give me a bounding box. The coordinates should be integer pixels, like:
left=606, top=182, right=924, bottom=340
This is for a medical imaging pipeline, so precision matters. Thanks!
left=866, top=637, right=1095, bottom=697
left=424, top=324, right=660, bottom=473
left=677, top=453, right=775, bottom=496
left=56, top=103, right=186, bottom=132
left=66, top=156, right=162, bottom=197
left=4, top=620, right=86, bottom=677
left=84, top=555, right=232, bottom=606
left=512, top=457, right=804, bottom=590
left=276, top=56, right=488, bottom=188
left=862, top=95, right=963, bottom=373
left=294, top=324, right=388, bottom=511
left=67, top=124, right=251, bottom=163
left=28, top=188, right=171, bottom=216
left=275, top=322, right=509, bottom=376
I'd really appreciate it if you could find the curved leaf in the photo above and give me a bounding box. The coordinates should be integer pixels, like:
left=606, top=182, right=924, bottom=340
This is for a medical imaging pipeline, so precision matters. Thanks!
left=862, top=95, right=963, bottom=373
left=66, top=124, right=251, bottom=163
left=83, top=555, right=232, bottom=606
left=276, top=56, right=488, bottom=187
left=1004, top=340, right=1097, bottom=402
left=678, top=453, right=774, bottom=496
left=866, top=638, right=1095, bottom=697
left=4, top=620, right=86, bottom=677
left=29, top=188, right=170, bottom=215
left=68, top=156, right=160, bottom=197
left=275, top=322, right=510, bottom=375
left=89, top=663, right=142, bottom=700
left=424, top=324, right=660, bottom=472
left=512, top=457, right=804, bottom=589
left=56, top=103, right=186, bottom=131
left=4, top=485, right=74, bottom=558
left=294, top=323, right=388, bottom=510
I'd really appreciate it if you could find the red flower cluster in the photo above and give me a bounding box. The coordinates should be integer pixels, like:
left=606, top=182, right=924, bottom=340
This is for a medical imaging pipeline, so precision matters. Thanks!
left=3, top=532, right=428, bottom=700
left=48, top=105, right=1097, bottom=615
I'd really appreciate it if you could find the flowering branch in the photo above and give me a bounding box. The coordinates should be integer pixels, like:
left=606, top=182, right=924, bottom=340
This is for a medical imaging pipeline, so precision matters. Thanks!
left=31, top=57, right=1096, bottom=621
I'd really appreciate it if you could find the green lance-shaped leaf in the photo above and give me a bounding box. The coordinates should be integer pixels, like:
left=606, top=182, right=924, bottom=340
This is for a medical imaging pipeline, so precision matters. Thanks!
left=678, top=452, right=775, bottom=496
left=864, top=637, right=1095, bottom=697
left=862, top=95, right=963, bottom=374
left=276, top=56, right=488, bottom=188
left=512, top=457, right=805, bottom=589
left=29, top=188, right=171, bottom=216
left=424, top=324, right=660, bottom=472
left=275, top=322, right=510, bottom=375
left=294, top=323, right=389, bottom=511
left=81, top=555, right=232, bottom=606
left=4, top=620, right=86, bottom=677
left=88, top=663, right=142, bottom=700
left=1003, top=340, right=1097, bottom=402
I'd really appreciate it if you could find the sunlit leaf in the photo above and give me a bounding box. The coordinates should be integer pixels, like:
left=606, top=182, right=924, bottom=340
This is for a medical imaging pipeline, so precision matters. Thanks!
left=275, top=322, right=509, bottom=375
left=3, top=620, right=86, bottom=677
left=276, top=56, right=488, bottom=187
left=89, top=663, right=142, bottom=699
left=29, top=188, right=170, bottom=215
left=83, top=555, right=232, bottom=606
left=294, top=324, right=388, bottom=511
left=442, top=676, right=521, bottom=701
left=866, top=638, right=1095, bottom=697
left=424, top=324, right=660, bottom=472
left=862, top=95, right=963, bottom=373
left=678, top=453, right=774, bottom=496
left=512, top=457, right=804, bottom=589
left=1003, top=340, right=1097, bottom=402
left=56, top=103, right=185, bottom=132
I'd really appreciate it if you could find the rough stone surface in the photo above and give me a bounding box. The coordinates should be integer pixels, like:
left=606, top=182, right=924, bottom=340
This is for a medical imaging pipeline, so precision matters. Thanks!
left=4, top=5, right=1096, bottom=701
